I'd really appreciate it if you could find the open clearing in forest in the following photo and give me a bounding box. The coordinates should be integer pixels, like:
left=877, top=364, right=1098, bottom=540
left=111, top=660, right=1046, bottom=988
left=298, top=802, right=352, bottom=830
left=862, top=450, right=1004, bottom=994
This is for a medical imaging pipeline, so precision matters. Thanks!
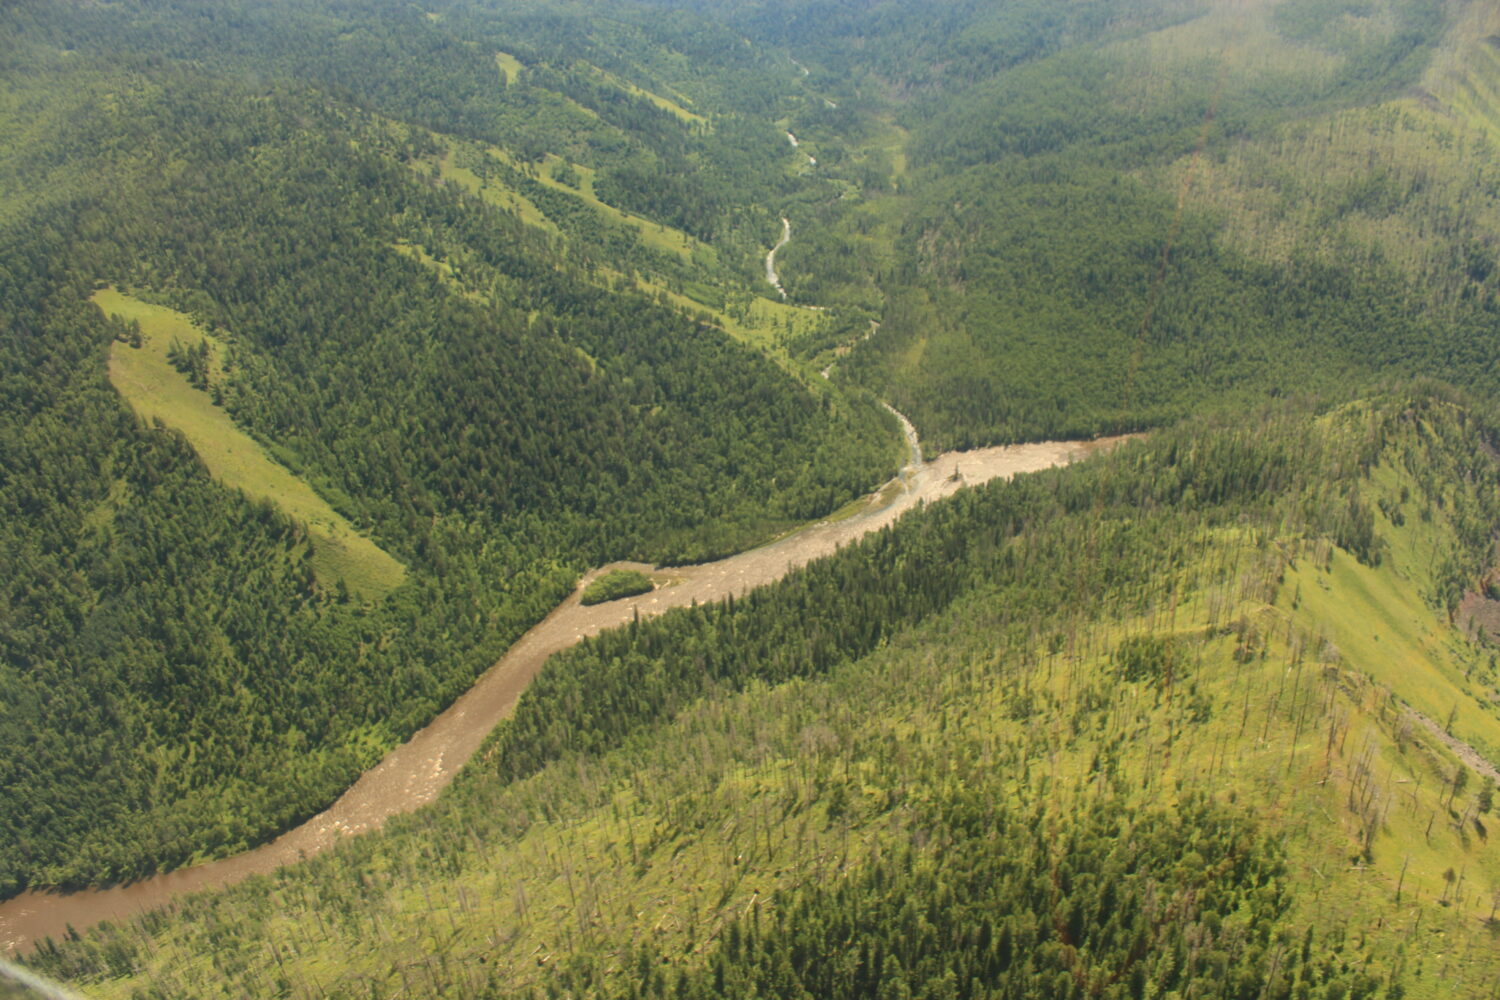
left=434, top=139, right=703, bottom=262
left=615, top=269, right=831, bottom=387
left=95, top=288, right=406, bottom=599
left=525, top=150, right=703, bottom=260
left=435, top=147, right=555, bottom=231
left=586, top=64, right=706, bottom=125
left=494, top=51, right=523, bottom=85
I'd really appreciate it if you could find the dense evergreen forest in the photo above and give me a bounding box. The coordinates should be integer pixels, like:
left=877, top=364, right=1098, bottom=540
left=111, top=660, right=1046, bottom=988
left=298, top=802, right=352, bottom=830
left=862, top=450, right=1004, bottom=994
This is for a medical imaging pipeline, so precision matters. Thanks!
left=707, top=0, right=1500, bottom=450
left=11, top=0, right=1500, bottom=998
left=0, top=0, right=900, bottom=894
left=31, top=390, right=1500, bottom=998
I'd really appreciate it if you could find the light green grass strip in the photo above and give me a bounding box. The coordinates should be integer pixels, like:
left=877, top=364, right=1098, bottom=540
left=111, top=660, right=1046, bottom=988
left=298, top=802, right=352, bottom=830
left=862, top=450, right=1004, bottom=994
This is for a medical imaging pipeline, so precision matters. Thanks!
left=516, top=149, right=703, bottom=261
left=436, top=147, right=555, bottom=232
left=95, top=288, right=407, bottom=600
left=495, top=51, right=523, bottom=85
left=588, top=65, right=706, bottom=125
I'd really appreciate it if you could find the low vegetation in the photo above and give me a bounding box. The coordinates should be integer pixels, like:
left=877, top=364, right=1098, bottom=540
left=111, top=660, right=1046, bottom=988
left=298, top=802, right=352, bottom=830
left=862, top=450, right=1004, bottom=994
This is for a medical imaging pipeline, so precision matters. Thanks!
left=97, top=288, right=408, bottom=600
left=580, top=568, right=655, bottom=605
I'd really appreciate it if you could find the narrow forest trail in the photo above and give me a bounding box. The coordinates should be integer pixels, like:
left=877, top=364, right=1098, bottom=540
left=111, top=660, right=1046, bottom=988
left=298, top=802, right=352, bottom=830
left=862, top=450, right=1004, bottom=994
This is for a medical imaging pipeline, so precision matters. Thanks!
left=1406, top=707, right=1500, bottom=785
left=0, top=209, right=1123, bottom=957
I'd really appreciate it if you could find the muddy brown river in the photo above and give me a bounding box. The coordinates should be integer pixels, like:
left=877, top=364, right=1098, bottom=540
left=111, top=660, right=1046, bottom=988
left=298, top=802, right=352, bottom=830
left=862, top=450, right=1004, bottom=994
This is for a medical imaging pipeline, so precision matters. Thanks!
left=0, top=408, right=1118, bottom=954
left=3, top=207, right=1120, bottom=957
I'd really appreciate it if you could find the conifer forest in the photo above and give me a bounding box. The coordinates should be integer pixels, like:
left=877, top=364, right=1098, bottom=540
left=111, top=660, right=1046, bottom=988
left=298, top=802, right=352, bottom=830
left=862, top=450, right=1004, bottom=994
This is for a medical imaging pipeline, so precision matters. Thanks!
left=8, top=0, right=1500, bottom=997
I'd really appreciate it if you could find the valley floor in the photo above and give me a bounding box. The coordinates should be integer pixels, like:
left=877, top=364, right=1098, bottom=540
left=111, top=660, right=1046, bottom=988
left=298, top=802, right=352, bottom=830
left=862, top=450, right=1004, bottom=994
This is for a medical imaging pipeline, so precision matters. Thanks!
left=0, top=412, right=1118, bottom=954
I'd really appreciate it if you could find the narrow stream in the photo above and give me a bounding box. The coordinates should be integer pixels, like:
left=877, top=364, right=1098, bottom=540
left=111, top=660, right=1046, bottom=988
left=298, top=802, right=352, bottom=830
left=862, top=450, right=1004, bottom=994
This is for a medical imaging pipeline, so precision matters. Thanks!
left=765, top=216, right=791, bottom=299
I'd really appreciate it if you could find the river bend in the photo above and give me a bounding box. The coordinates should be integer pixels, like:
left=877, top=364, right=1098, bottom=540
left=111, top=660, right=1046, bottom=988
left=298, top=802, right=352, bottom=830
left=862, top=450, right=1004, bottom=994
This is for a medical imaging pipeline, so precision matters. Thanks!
left=0, top=216, right=1119, bottom=955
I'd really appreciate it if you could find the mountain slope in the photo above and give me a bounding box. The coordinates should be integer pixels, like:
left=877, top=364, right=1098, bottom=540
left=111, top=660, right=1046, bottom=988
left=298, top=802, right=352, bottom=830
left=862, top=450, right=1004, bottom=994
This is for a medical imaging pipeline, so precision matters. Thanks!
left=34, top=390, right=1500, bottom=999
left=11, top=5, right=1500, bottom=999
left=0, top=2, right=898, bottom=895
left=726, top=0, right=1500, bottom=450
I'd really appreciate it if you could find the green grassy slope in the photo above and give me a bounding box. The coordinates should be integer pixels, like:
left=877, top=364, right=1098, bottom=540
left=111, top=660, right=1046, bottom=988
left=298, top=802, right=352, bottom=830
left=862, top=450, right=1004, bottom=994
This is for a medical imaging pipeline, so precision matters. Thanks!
left=13, top=6, right=1500, bottom=995
left=97, top=289, right=407, bottom=600
left=424, top=133, right=842, bottom=389
left=1185, top=3, right=1500, bottom=313
left=35, top=391, right=1500, bottom=998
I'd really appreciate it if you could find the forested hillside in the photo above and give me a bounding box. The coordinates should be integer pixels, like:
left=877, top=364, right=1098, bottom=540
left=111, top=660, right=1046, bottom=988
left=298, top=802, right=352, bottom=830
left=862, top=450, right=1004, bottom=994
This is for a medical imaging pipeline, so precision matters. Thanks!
left=0, top=0, right=898, bottom=895
left=34, top=389, right=1500, bottom=999
left=12, top=0, right=1500, bottom=998
left=702, top=0, right=1500, bottom=450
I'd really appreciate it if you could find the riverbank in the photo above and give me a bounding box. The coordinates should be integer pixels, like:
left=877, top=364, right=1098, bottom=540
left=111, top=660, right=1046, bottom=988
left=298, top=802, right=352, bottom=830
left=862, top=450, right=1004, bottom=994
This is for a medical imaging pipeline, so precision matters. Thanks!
left=0, top=425, right=1120, bottom=953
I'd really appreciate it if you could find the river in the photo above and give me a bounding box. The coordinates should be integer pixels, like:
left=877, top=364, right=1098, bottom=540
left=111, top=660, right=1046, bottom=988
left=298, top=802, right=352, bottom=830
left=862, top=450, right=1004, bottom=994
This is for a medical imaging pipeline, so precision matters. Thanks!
left=0, top=426, right=1114, bottom=953
left=0, top=215, right=1122, bottom=957
left=765, top=216, right=791, bottom=299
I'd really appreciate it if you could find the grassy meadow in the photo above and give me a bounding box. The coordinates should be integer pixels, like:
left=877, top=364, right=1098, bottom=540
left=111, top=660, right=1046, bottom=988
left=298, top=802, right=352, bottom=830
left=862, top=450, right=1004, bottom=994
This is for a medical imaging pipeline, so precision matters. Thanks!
left=586, top=64, right=707, bottom=126
left=422, top=137, right=838, bottom=390
left=96, top=288, right=407, bottom=600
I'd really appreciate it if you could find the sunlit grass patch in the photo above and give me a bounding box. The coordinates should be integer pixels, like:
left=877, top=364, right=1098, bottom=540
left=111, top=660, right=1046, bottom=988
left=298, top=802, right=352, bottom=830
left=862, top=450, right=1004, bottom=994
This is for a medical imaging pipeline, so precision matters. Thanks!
left=586, top=63, right=706, bottom=125
left=435, top=146, right=554, bottom=231
left=95, top=288, right=406, bottom=599
left=495, top=50, right=523, bottom=86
